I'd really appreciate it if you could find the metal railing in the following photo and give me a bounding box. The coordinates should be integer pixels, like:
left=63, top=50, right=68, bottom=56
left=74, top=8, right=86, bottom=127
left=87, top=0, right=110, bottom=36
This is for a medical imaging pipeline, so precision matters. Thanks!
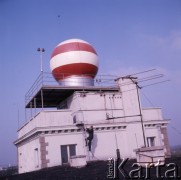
left=25, top=72, right=118, bottom=106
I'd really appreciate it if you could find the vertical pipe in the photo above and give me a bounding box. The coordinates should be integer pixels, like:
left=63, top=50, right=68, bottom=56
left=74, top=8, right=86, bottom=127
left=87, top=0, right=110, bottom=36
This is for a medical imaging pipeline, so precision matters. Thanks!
left=110, top=95, right=120, bottom=157
left=136, top=84, right=146, bottom=147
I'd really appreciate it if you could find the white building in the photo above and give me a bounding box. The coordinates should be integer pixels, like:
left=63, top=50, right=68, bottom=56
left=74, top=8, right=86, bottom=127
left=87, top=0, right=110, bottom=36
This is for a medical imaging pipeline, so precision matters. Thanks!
left=14, top=74, right=170, bottom=173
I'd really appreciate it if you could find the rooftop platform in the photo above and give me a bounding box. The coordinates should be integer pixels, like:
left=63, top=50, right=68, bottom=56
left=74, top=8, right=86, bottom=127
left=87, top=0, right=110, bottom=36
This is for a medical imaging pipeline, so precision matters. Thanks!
left=25, top=72, right=119, bottom=108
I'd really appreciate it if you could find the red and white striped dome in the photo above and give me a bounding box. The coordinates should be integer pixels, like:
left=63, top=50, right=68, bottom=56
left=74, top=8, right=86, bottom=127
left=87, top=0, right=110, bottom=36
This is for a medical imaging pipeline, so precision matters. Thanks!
left=50, top=39, right=99, bottom=86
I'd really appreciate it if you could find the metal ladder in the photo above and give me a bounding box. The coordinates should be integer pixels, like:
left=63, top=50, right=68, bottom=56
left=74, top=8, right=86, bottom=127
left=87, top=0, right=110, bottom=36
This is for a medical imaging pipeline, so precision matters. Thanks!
left=76, top=123, right=93, bottom=161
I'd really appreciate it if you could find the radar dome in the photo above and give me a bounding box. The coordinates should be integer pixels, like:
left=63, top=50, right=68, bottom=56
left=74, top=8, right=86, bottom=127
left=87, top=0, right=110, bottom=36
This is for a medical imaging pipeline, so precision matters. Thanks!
left=50, top=39, right=99, bottom=86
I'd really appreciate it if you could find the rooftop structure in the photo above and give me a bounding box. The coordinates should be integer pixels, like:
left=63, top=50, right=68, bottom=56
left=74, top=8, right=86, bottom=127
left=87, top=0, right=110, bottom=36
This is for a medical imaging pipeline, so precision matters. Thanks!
left=25, top=72, right=118, bottom=109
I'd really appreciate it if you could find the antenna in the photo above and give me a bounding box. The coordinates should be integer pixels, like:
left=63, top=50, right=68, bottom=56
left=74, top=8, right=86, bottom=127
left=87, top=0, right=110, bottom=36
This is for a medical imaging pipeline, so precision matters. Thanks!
left=115, top=68, right=156, bottom=82
left=129, top=68, right=156, bottom=76
left=37, top=48, right=45, bottom=72
left=115, top=68, right=170, bottom=90
left=115, top=70, right=170, bottom=147
left=141, top=80, right=170, bottom=88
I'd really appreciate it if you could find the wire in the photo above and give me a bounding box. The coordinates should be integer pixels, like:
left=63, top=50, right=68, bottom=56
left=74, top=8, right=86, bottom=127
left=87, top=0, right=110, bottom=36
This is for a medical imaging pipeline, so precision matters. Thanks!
left=141, top=80, right=170, bottom=88
left=170, top=125, right=181, bottom=136
left=140, top=90, right=155, bottom=107
left=138, top=74, right=164, bottom=83
left=113, top=74, right=165, bottom=88
left=116, top=68, right=156, bottom=79
left=129, top=68, right=156, bottom=76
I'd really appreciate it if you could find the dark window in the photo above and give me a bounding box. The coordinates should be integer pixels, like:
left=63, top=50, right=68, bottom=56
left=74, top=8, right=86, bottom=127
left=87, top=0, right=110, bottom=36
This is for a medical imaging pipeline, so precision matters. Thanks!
left=147, top=137, right=155, bottom=147
left=69, top=145, right=76, bottom=157
left=34, top=148, right=39, bottom=168
left=73, top=115, right=76, bottom=124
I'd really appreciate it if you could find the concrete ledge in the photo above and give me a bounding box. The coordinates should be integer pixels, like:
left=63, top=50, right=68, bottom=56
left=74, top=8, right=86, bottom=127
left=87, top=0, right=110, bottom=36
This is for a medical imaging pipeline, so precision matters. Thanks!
left=70, top=155, right=87, bottom=168
left=134, top=146, right=165, bottom=166
left=134, top=146, right=164, bottom=152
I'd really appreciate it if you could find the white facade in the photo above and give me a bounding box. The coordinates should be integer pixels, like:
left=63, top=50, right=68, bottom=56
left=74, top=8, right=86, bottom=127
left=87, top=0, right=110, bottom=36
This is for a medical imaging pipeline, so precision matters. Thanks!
left=15, top=77, right=170, bottom=173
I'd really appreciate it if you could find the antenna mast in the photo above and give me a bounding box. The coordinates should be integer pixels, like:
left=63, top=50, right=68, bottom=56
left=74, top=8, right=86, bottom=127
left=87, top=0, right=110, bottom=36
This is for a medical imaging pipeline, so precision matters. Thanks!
left=37, top=48, right=45, bottom=72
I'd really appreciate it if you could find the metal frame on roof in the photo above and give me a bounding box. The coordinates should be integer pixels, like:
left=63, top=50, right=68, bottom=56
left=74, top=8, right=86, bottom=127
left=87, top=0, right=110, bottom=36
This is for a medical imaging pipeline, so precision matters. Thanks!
left=25, top=72, right=119, bottom=108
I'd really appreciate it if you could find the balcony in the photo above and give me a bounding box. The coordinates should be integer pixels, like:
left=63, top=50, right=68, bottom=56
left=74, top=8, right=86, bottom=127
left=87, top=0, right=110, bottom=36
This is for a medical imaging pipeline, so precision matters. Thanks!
left=18, top=110, right=72, bottom=139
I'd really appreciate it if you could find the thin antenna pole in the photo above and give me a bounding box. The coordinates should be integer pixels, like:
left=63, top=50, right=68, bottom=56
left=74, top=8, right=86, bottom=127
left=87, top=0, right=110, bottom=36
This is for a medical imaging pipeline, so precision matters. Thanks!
left=138, top=74, right=164, bottom=83
left=141, top=80, right=170, bottom=88
left=115, top=68, right=156, bottom=82
left=13, top=103, right=20, bottom=129
left=40, top=52, right=43, bottom=72
left=136, top=84, right=146, bottom=147
left=17, top=104, right=20, bottom=129
left=37, top=48, right=45, bottom=73
left=129, top=68, right=156, bottom=76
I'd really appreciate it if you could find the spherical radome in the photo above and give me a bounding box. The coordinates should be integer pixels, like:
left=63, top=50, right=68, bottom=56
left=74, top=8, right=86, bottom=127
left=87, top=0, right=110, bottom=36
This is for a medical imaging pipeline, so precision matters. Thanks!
left=50, top=39, right=99, bottom=86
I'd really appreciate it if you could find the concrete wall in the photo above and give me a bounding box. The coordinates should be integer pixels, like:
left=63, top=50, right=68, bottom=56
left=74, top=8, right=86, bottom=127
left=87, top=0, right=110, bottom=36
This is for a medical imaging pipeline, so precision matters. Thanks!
left=142, top=108, right=163, bottom=121
left=18, top=138, right=40, bottom=173
left=16, top=117, right=168, bottom=173
left=67, top=92, right=123, bottom=111
left=117, top=78, right=140, bottom=117
left=18, top=110, right=72, bottom=138
left=18, top=120, right=167, bottom=173
left=45, top=133, right=85, bottom=167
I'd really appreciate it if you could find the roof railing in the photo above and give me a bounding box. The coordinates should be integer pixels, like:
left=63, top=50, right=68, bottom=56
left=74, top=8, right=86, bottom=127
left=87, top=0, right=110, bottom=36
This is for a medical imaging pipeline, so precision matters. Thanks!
left=25, top=72, right=118, bottom=106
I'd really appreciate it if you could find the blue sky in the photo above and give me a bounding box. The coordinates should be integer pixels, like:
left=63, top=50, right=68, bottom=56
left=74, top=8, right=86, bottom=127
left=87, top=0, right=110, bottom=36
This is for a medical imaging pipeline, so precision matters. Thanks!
left=0, top=0, right=181, bottom=165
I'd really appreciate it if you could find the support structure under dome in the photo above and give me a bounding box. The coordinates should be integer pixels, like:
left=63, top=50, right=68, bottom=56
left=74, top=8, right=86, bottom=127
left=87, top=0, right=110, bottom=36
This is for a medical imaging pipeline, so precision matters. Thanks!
left=58, top=76, right=94, bottom=86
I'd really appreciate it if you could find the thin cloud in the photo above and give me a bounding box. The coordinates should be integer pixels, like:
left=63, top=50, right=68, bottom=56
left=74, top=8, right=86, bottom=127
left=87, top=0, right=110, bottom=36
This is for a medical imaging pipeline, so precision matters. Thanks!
left=139, top=30, right=181, bottom=51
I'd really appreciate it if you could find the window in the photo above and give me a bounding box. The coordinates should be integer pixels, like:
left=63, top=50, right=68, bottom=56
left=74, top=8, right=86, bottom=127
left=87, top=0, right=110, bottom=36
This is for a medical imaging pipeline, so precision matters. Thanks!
left=61, top=145, right=68, bottom=164
left=73, top=115, right=76, bottom=124
left=69, top=145, right=76, bottom=157
left=60, top=144, right=76, bottom=164
left=147, top=137, right=155, bottom=147
left=34, top=148, right=39, bottom=168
